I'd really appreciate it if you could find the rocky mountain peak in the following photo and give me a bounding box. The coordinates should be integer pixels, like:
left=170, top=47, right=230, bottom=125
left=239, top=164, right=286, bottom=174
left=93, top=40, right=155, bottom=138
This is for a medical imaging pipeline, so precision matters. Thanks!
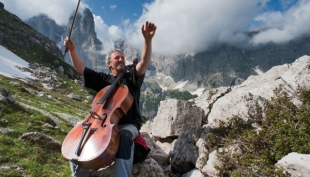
left=0, top=7, right=63, bottom=60
left=61, top=7, right=107, bottom=71
left=19, top=4, right=310, bottom=91
left=0, top=2, right=4, bottom=9
left=66, top=8, right=101, bottom=46
left=25, top=7, right=142, bottom=72
left=25, top=14, right=65, bottom=45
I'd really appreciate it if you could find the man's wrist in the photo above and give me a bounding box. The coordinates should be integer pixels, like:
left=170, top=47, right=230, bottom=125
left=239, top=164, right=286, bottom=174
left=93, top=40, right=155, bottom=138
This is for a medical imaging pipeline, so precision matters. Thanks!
left=68, top=47, right=75, bottom=51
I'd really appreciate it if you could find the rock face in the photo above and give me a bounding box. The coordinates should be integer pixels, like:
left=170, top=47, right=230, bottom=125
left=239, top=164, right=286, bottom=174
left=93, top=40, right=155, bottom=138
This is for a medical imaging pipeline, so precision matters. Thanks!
left=151, top=99, right=204, bottom=139
left=26, top=11, right=142, bottom=73
left=276, top=152, right=310, bottom=177
left=25, top=7, right=108, bottom=72
left=152, top=37, right=310, bottom=90
left=25, top=14, right=65, bottom=46
left=206, top=55, right=310, bottom=127
left=136, top=55, right=310, bottom=177
left=0, top=7, right=63, bottom=60
left=61, top=8, right=107, bottom=71
left=89, top=55, right=310, bottom=177
left=0, top=2, right=4, bottom=9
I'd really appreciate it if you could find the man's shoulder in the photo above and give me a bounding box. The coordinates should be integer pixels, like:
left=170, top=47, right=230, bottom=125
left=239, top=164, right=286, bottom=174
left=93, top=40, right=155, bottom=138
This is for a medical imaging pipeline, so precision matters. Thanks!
left=85, top=67, right=111, bottom=77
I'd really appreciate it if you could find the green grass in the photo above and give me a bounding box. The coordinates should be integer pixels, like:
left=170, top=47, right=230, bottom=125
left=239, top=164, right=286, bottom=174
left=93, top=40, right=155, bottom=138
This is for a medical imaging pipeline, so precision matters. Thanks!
left=0, top=9, right=94, bottom=176
left=0, top=73, right=92, bottom=176
left=0, top=102, right=72, bottom=176
left=0, top=75, right=90, bottom=117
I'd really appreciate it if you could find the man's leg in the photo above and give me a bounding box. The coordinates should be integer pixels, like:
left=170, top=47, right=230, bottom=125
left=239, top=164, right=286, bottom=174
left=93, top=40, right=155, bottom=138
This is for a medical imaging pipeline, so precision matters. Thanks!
left=114, top=124, right=138, bottom=177
left=69, top=161, right=91, bottom=177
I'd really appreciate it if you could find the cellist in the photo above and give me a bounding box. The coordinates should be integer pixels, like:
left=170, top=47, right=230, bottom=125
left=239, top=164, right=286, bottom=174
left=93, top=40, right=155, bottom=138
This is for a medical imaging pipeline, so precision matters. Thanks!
left=63, top=21, right=157, bottom=177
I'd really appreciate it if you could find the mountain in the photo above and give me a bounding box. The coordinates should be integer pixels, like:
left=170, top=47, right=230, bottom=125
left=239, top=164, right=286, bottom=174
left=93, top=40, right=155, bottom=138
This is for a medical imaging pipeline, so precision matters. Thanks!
left=0, top=3, right=79, bottom=80
left=25, top=7, right=310, bottom=91
left=25, top=14, right=66, bottom=47
left=24, top=8, right=142, bottom=74
left=23, top=6, right=310, bottom=119
left=0, top=8, right=63, bottom=61
left=152, top=36, right=310, bottom=91
left=62, top=8, right=108, bottom=72
left=138, top=55, right=310, bottom=177
left=0, top=2, right=309, bottom=176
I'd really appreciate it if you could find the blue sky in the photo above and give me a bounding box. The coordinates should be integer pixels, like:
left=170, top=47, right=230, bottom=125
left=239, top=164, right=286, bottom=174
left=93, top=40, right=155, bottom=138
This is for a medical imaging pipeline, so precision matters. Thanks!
left=86, top=0, right=153, bottom=26
left=1, top=0, right=309, bottom=55
left=266, top=0, right=298, bottom=11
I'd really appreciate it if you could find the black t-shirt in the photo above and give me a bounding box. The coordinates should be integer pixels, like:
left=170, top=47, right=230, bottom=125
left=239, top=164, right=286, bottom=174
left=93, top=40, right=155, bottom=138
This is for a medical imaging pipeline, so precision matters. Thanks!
left=83, top=67, right=145, bottom=130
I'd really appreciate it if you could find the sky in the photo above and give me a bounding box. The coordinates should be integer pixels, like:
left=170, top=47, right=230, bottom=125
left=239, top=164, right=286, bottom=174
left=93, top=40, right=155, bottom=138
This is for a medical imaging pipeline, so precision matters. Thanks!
left=1, top=0, right=310, bottom=55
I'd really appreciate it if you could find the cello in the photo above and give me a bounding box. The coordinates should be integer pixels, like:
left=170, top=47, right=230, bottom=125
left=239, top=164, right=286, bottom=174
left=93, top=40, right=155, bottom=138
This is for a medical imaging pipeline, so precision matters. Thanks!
left=61, top=64, right=135, bottom=170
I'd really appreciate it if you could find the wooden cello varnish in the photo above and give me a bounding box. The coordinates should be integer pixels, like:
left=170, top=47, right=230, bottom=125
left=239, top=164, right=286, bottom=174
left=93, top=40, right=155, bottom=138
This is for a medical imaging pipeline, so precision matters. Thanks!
left=61, top=84, right=133, bottom=170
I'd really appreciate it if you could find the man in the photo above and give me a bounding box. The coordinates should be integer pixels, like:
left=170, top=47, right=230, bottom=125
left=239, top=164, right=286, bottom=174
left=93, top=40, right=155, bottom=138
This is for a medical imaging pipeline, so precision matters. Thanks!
left=63, top=21, right=157, bottom=177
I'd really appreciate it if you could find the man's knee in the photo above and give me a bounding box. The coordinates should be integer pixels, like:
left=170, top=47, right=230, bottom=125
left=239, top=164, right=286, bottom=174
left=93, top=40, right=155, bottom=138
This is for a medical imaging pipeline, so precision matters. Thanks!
left=116, top=130, right=134, bottom=160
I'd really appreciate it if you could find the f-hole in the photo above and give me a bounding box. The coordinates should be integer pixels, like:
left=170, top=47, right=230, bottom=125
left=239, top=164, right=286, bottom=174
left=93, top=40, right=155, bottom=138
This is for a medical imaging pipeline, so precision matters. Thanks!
left=101, top=113, right=108, bottom=127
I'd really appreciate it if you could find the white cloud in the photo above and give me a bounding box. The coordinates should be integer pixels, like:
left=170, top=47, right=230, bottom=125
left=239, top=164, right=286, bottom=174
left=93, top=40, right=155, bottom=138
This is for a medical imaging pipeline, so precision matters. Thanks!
left=251, top=0, right=310, bottom=45
left=93, top=15, right=123, bottom=53
left=1, top=0, right=89, bottom=26
left=110, top=5, right=117, bottom=10
left=123, top=0, right=269, bottom=55
left=2, top=0, right=310, bottom=55
left=122, top=0, right=310, bottom=55
left=254, top=11, right=285, bottom=28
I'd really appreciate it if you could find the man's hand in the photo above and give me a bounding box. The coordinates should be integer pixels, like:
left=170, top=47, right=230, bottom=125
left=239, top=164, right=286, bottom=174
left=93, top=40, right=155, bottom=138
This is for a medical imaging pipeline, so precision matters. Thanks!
left=136, top=21, right=156, bottom=77
left=141, top=21, right=157, bottom=40
left=63, top=37, right=75, bottom=49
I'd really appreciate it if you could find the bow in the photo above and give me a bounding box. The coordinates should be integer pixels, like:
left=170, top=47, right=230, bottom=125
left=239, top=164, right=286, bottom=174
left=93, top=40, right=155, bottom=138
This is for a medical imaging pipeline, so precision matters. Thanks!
left=64, top=0, right=81, bottom=56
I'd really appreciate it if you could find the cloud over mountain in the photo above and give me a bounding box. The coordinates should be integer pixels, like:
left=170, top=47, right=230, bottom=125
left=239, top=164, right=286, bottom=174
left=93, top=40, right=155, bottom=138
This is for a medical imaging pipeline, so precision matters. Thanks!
left=2, top=0, right=310, bottom=55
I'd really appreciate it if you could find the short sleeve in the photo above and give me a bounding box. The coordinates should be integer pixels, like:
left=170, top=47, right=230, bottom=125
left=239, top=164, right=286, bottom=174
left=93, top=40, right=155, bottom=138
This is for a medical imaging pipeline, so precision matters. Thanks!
left=83, top=67, right=111, bottom=92
left=133, top=70, right=145, bottom=89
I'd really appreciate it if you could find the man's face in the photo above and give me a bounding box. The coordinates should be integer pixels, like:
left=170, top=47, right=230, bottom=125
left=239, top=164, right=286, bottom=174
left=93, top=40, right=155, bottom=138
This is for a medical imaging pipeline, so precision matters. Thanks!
left=108, top=51, right=125, bottom=72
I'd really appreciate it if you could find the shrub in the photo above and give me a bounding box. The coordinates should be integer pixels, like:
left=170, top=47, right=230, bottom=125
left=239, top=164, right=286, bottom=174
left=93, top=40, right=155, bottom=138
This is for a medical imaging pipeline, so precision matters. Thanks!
left=206, top=88, right=310, bottom=176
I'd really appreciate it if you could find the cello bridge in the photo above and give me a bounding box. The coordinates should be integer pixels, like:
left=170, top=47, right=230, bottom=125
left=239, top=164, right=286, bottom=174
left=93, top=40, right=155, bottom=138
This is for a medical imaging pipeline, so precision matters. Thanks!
left=89, top=111, right=108, bottom=127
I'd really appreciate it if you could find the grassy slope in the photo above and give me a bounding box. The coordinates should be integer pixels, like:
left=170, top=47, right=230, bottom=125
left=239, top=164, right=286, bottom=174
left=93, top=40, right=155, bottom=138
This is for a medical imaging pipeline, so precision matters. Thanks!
left=0, top=71, right=93, bottom=176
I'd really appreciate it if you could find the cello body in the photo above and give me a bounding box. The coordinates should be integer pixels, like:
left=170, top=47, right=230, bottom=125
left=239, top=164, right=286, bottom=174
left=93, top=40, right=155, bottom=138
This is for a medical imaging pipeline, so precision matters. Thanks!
left=61, top=84, right=133, bottom=170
